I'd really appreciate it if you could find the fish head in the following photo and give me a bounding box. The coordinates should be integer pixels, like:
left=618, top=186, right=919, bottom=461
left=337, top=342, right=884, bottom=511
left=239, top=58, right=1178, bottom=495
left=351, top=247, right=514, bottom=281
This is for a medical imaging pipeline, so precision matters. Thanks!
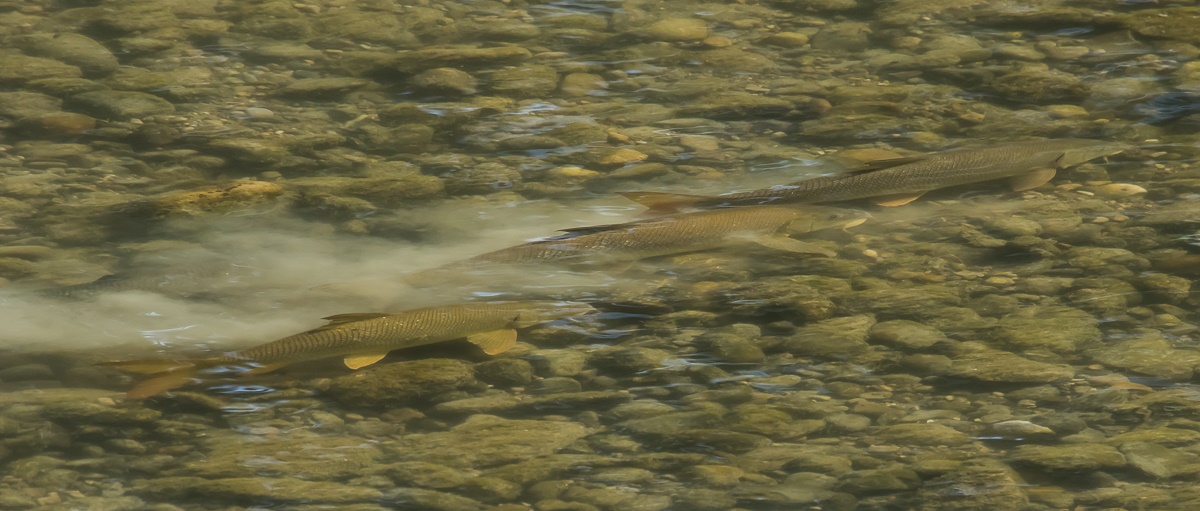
left=1056, top=140, right=1132, bottom=168
left=784, top=207, right=872, bottom=234
left=511, top=301, right=597, bottom=327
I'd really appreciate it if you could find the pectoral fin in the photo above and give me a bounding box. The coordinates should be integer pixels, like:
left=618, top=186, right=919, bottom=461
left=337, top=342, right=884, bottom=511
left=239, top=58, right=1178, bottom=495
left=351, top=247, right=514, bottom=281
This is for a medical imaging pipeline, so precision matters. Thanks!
left=754, top=236, right=837, bottom=257
left=240, top=362, right=290, bottom=376
left=870, top=192, right=925, bottom=207
left=1009, top=168, right=1056, bottom=191
left=125, top=372, right=196, bottom=400
left=467, top=329, right=518, bottom=355
left=344, top=352, right=389, bottom=370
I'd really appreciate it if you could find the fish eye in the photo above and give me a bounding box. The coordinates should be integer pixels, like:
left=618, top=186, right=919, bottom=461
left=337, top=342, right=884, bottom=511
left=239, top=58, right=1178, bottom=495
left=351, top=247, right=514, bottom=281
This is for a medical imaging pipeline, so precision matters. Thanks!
left=827, top=213, right=842, bottom=220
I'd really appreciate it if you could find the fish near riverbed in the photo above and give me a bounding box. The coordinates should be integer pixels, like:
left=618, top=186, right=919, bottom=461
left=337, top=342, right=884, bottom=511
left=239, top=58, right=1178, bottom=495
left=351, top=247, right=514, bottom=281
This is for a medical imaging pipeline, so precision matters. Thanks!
left=100, top=301, right=595, bottom=399
left=620, top=139, right=1130, bottom=214
left=402, top=205, right=871, bottom=284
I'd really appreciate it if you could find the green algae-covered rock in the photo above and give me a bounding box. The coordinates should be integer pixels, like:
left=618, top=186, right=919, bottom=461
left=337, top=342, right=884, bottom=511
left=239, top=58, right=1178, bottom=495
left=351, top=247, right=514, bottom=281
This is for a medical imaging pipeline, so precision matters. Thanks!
left=989, top=306, right=1101, bottom=354
left=918, top=462, right=1028, bottom=511
left=391, top=46, right=533, bottom=73
left=785, top=314, right=876, bottom=357
left=180, top=431, right=383, bottom=480
left=326, top=359, right=476, bottom=407
left=839, top=285, right=963, bottom=319
left=946, top=343, right=1075, bottom=383
left=11, top=33, right=117, bottom=77
left=67, top=90, right=174, bottom=119
left=387, top=415, right=591, bottom=469
left=289, top=175, right=444, bottom=206
left=135, top=477, right=382, bottom=504
left=874, top=423, right=972, bottom=446
left=870, top=320, right=948, bottom=350
left=1010, top=443, right=1126, bottom=471
left=1118, top=7, right=1200, bottom=44
left=836, top=466, right=921, bottom=493
left=1086, top=334, right=1200, bottom=381
left=0, top=54, right=82, bottom=84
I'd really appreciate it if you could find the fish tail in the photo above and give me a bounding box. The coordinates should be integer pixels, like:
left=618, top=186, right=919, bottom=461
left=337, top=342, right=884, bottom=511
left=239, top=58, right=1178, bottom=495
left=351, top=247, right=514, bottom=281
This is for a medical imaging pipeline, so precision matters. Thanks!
left=97, top=358, right=215, bottom=399
left=617, top=191, right=709, bottom=215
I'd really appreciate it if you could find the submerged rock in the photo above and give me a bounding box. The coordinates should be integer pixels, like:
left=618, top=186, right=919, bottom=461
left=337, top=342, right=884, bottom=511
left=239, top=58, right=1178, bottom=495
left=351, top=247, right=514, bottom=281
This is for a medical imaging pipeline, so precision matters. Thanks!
left=386, top=415, right=591, bottom=468
left=135, top=477, right=382, bottom=504
left=326, top=359, right=476, bottom=407
left=1010, top=444, right=1127, bottom=471
left=988, top=306, right=1101, bottom=354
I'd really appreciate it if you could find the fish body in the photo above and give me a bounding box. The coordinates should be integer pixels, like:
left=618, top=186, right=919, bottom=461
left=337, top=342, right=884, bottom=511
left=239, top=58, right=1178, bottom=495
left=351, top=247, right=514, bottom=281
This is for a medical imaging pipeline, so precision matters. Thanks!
left=622, top=139, right=1129, bottom=213
left=101, top=300, right=594, bottom=398
left=414, top=205, right=869, bottom=279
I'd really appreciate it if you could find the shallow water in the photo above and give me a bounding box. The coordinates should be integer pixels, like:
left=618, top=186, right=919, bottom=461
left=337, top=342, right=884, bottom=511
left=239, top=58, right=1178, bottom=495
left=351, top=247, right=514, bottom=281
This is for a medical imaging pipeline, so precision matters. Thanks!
left=1, top=0, right=1200, bottom=510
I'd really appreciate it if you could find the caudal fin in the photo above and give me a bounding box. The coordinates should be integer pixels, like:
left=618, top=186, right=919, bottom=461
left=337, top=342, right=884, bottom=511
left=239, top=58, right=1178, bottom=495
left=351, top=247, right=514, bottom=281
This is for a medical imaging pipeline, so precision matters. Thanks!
left=617, top=191, right=711, bottom=215
left=97, top=358, right=208, bottom=399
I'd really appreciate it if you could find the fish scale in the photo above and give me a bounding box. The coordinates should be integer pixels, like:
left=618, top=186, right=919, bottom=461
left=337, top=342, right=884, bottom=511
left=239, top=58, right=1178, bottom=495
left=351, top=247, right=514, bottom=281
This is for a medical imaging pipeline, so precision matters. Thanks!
left=225, top=302, right=537, bottom=364
left=462, top=205, right=846, bottom=265
left=622, top=139, right=1129, bottom=211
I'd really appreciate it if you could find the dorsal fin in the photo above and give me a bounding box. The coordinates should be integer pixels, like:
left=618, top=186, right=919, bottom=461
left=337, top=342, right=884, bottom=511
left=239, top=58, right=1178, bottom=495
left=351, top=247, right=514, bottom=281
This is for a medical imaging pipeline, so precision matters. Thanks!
left=320, top=313, right=390, bottom=325
left=557, top=221, right=647, bottom=234
left=617, top=191, right=710, bottom=215
left=846, top=154, right=933, bottom=172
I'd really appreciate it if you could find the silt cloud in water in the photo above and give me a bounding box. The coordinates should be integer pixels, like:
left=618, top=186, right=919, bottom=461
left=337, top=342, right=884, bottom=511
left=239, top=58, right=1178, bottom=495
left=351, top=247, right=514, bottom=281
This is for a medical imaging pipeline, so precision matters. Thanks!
left=0, top=197, right=640, bottom=356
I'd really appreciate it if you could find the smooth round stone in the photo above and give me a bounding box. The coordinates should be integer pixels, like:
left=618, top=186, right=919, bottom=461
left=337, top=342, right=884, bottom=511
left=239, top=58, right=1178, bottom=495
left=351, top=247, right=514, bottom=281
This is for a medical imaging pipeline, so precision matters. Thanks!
left=645, top=18, right=708, bottom=41
left=245, top=107, right=275, bottom=119
left=68, top=90, right=174, bottom=119
left=18, top=112, right=97, bottom=137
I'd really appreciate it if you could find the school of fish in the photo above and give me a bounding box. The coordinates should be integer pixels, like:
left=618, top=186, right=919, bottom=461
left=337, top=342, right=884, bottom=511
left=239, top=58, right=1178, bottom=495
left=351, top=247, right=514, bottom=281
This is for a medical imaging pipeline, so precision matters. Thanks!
left=97, top=138, right=1132, bottom=398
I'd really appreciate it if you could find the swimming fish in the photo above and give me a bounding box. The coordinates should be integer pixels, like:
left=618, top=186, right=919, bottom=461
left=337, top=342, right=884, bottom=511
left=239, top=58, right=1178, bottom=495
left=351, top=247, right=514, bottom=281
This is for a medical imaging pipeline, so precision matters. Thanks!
left=620, top=139, right=1130, bottom=214
left=405, top=205, right=870, bottom=282
left=99, top=300, right=595, bottom=399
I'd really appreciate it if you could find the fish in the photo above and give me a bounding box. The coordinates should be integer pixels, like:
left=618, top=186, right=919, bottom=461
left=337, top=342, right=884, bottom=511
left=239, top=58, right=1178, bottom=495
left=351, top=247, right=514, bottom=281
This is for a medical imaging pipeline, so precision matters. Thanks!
left=99, top=300, right=595, bottom=399
left=619, top=139, right=1130, bottom=214
left=33, top=268, right=243, bottom=300
left=403, top=204, right=871, bottom=283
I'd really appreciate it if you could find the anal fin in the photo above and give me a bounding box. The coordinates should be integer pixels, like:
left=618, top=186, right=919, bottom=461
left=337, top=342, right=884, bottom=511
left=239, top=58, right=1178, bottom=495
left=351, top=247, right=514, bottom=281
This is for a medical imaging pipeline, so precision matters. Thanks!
left=344, top=352, right=389, bottom=370
left=467, top=329, right=518, bottom=355
left=754, top=236, right=837, bottom=257
left=869, top=192, right=925, bottom=207
left=1009, top=168, right=1057, bottom=191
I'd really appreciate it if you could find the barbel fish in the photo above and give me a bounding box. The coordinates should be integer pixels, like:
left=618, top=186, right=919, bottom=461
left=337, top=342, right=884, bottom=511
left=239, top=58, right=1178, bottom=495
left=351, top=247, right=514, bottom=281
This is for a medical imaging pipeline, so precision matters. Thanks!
left=405, top=205, right=870, bottom=282
left=100, top=300, right=595, bottom=399
left=619, top=139, right=1130, bottom=214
